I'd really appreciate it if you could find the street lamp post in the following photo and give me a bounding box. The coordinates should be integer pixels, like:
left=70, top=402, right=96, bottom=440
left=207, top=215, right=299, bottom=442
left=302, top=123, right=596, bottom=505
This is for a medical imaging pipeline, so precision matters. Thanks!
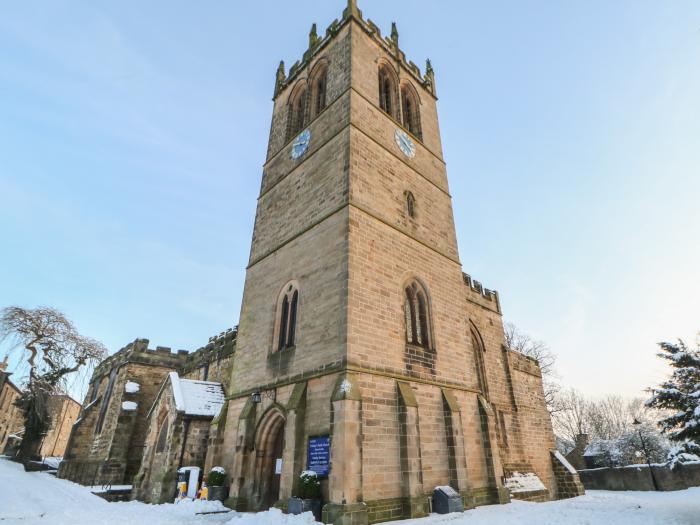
left=633, top=418, right=659, bottom=491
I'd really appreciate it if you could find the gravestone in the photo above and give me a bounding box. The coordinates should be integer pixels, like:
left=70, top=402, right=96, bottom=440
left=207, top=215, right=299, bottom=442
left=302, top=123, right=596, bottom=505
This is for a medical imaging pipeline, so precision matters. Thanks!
left=432, top=486, right=464, bottom=514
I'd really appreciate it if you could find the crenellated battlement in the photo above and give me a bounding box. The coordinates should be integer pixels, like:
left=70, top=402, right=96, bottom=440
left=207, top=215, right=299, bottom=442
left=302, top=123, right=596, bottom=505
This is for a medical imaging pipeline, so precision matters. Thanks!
left=463, top=273, right=501, bottom=314
left=180, top=326, right=237, bottom=375
left=273, top=0, right=436, bottom=100
left=91, top=338, right=189, bottom=379
left=90, top=327, right=238, bottom=384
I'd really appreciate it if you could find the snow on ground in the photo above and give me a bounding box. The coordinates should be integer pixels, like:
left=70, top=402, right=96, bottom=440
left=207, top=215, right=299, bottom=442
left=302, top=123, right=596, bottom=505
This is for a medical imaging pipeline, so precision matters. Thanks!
left=2, top=458, right=700, bottom=525
left=0, top=459, right=232, bottom=525
left=391, top=490, right=700, bottom=525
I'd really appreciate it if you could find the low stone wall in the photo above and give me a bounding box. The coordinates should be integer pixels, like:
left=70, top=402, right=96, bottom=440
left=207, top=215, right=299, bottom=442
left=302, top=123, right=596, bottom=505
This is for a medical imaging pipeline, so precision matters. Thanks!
left=579, top=463, right=700, bottom=491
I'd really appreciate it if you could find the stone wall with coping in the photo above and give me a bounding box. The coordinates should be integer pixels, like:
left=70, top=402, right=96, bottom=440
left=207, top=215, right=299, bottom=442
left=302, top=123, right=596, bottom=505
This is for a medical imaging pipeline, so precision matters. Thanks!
left=579, top=463, right=700, bottom=491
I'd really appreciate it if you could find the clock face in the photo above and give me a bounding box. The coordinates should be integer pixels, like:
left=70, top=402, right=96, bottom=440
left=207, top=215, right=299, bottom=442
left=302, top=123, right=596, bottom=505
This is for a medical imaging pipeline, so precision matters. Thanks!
left=394, top=129, right=416, bottom=159
left=291, top=129, right=311, bottom=160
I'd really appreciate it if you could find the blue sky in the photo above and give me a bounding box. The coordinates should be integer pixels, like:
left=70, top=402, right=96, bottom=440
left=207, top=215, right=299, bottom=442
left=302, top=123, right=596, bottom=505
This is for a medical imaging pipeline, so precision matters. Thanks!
left=1, top=1, right=699, bottom=400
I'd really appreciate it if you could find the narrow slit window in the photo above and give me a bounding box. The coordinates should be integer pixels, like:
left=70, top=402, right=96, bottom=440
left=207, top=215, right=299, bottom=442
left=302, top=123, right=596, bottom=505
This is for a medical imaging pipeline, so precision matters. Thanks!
left=276, top=284, right=300, bottom=351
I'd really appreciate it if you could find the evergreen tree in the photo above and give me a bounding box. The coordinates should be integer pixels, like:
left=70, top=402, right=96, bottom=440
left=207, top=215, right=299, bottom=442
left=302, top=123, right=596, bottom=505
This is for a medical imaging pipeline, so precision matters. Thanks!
left=646, top=338, right=700, bottom=464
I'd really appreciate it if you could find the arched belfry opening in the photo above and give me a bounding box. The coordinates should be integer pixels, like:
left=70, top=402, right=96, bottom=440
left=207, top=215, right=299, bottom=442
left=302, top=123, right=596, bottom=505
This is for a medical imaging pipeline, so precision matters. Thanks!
left=253, top=408, right=286, bottom=510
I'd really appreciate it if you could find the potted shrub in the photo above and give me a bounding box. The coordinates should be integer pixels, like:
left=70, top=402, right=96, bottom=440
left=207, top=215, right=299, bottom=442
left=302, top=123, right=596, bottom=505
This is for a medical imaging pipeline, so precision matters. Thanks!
left=206, top=466, right=228, bottom=502
left=288, top=471, right=322, bottom=521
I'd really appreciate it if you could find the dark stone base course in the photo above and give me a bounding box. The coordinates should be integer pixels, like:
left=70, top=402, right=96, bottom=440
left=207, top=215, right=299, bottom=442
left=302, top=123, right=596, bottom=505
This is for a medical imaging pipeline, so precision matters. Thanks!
left=467, top=486, right=509, bottom=507
left=323, top=502, right=369, bottom=525
left=365, top=496, right=423, bottom=524
left=360, top=487, right=508, bottom=525
left=221, top=486, right=508, bottom=524
left=224, top=496, right=249, bottom=512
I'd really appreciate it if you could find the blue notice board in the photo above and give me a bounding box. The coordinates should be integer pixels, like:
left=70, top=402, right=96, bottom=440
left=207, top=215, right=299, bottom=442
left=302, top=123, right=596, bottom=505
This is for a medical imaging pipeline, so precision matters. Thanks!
left=307, top=435, right=330, bottom=478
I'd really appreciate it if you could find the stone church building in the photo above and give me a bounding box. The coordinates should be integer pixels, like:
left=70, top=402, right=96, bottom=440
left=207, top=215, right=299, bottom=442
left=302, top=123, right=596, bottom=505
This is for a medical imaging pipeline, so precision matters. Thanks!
left=58, top=329, right=235, bottom=486
left=203, top=2, right=583, bottom=524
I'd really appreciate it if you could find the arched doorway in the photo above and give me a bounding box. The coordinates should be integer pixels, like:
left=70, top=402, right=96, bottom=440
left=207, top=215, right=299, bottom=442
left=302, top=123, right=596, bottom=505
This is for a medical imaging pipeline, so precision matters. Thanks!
left=253, top=408, right=286, bottom=510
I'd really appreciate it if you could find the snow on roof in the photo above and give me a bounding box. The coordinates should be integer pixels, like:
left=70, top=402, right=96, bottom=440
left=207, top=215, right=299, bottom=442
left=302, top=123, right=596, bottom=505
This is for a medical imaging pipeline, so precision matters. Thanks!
left=169, top=372, right=225, bottom=417
left=553, top=450, right=578, bottom=475
left=584, top=440, right=614, bottom=457
left=504, top=472, right=547, bottom=494
left=122, top=401, right=138, bottom=411
left=435, top=485, right=459, bottom=497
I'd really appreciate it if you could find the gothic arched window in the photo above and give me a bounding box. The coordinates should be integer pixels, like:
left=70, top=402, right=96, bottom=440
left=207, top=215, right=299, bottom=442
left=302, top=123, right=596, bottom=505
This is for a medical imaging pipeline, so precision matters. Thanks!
left=95, top=368, right=116, bottom=434
left=378, top=65, right=398, bottom=119
left=155, top=416, right=168, bottom=453
left=471, top=327, right=489, bottom=396
left=404, top=280, right=432, bottom=348
left=276, top=283, right=299, bottom=351
left=310, top=62, right=328, bottom=119
left=287, top=85, right=308, bottom=141
left=405, top=191, right=416, bottom=218
left=401, top=84, right=422, bottom=140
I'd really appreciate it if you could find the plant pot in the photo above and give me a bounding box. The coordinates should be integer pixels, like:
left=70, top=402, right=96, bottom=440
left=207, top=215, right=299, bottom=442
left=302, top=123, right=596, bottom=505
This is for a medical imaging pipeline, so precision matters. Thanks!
left=208, top=485, right=229, bottom=502
left=288, top=497, right=322, bottom=521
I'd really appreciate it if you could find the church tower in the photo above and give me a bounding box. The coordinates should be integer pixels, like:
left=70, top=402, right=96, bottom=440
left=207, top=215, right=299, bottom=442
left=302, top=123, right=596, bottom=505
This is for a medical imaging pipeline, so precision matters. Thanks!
left=212, top=2, right=583, bottom=523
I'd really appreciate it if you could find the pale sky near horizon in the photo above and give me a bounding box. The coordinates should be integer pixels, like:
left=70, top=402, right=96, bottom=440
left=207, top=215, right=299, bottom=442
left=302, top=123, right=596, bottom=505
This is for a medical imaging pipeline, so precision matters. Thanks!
left=1, top=1, right=699, bottom=401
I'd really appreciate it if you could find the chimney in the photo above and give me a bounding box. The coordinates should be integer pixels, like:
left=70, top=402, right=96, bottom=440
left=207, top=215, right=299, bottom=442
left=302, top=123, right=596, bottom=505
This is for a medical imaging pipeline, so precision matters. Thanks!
left=0, top=355, right=8, bottom=372
left=575, top=433, right=589, bottom=451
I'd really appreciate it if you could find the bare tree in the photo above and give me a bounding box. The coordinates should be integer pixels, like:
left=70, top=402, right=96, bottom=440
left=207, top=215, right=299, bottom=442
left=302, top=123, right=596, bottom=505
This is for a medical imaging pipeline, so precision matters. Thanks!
left=504, top=322, right=561, bottom=413
left=551, top=389, right=671, bottom=464
left=586, top=395, right=649, bottom=441
left=0, top=306, right=106, bottom=462
left=551, top=388, right=591, bottom=446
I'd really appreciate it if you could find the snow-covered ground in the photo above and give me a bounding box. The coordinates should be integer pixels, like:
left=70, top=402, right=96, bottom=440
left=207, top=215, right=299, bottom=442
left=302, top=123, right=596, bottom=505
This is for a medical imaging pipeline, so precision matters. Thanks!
left=0, top=458, right=232, bottom=525
left=1, top=458, right=699, bottom=525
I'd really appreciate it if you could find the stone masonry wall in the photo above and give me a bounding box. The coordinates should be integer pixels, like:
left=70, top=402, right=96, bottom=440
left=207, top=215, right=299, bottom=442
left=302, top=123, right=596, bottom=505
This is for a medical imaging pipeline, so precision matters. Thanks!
left=39, top=395, right=81, bottom=458
left=133, top=378, right=215, bottom=504
left=60, top=330, right=235, bottom=487
left=0, top=373, right=23, bottom=453
left=180, top=328, right=236, bottom=393
left=59, top=341, right=188, bottom=486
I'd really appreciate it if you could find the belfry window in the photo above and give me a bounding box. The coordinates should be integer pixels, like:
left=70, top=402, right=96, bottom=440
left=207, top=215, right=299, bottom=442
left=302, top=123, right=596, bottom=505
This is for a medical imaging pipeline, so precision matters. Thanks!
left=401, top=84, right=422, bottom=140
left=310, top=64, right=328, bottom=118
left=287, top=86, right=308, bottom=141
left=404, top=280, right=432, bottom=348
left=378, top=65, right=397, bottom=118
left=276, top=284, right=299, bottom=351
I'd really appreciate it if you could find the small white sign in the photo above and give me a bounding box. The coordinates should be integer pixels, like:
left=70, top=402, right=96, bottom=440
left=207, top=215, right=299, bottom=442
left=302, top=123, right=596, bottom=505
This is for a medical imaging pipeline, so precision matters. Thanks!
left=275, top=458, right=283, bottom=474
